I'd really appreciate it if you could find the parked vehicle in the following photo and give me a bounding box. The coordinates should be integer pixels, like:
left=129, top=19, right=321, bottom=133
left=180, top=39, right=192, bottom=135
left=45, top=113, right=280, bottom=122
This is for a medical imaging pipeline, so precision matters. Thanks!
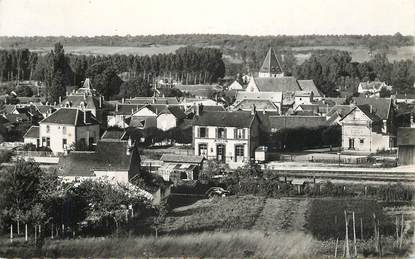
left=205, top=187, right=230, bottom=198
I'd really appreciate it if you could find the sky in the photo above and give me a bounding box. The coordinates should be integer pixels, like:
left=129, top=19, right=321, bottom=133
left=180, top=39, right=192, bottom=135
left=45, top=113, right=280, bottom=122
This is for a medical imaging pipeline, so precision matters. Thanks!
left=0, top=0, right=414, bottom=36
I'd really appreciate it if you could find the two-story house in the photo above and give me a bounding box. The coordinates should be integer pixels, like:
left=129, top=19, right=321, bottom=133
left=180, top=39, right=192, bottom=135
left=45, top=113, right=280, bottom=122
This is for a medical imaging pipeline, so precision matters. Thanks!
left=340, top=104, right=392, bottom=153
left=33, top=108, right=100, bottom=154
left=192, top=107, right=260, bottom=169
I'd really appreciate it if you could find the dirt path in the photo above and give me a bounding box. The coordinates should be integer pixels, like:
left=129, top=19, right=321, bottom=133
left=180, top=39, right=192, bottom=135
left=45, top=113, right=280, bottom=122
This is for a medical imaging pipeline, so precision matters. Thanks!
left=252, top=198, right=310, bottom=233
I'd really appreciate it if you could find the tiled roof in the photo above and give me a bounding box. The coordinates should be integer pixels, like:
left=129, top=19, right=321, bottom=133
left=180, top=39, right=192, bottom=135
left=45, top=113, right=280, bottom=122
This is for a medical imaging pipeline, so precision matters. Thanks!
left=59, top=140, right=134, bottom=176
left=194, top=111, right=256, bottom=128
left=112, top=104, right=144, bottom=115
left=298, top=80, right=323, bottom=97
left=61, top=94, right=99, bottom=110
left=235, top=91, right=282, bottom=103
left=23, top=126, right=39, bottom=139
left=40, top=108, right=98, bottom=126
left=159, top=106, right=186, bottom=120
left=3, top=105, right=16, bottom=114
left=252, top=77, right=301, bottom=92
left=397, top=127, right=415, bottom=146
left=36, top=105, right=56, bottom=115
left=5, top=113, right=29, bottom=123
left=125, top=97, right=179, bottom=105
left=234, top=99, right=279, bottom=111
left=160, top=154, right=204, bottom=164
left=259, top=48, right=283, bottom=74
left=352, top=97, right=392, bottom=120
left=357, top=105, right=382, bottom=122
left=326, top=105, right=354, bottom=118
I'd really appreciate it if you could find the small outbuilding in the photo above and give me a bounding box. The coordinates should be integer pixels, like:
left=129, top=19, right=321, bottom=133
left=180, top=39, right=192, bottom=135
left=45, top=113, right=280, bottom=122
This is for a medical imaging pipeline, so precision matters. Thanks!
left=397, top=127, right=415, bottom=165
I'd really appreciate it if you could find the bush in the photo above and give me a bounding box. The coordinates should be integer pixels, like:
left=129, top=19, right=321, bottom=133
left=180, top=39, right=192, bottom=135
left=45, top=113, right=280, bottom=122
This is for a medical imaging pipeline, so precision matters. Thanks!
left=0, top=150, right=12, bottom=163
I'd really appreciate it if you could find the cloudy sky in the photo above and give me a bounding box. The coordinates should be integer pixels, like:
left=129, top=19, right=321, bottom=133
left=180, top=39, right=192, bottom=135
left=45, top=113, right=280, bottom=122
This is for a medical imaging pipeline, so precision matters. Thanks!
left=0, top=0, right=414, bottom=36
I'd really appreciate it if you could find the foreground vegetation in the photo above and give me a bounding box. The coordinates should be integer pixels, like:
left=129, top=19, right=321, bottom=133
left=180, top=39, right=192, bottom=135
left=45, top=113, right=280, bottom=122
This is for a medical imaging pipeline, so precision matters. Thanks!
left=0, top=231, right=317, bottom=258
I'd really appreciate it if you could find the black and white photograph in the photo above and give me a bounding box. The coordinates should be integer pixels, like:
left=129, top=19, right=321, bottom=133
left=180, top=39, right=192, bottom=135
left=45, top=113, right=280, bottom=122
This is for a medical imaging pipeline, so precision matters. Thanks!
left=0, top=0, right=414, bottom=257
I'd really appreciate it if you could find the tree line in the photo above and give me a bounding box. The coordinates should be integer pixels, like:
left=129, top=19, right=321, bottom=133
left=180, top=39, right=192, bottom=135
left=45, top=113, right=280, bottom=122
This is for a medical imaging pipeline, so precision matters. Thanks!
left=1, top=33, right=412, bottom=49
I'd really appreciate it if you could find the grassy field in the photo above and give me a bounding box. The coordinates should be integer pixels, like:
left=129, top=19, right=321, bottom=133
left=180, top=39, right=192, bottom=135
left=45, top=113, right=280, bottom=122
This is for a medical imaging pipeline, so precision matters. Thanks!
left=30, top=45, right=185, bottom=56
left=159, top=195, right=265, bottom=234
left=292, top=45, right=415, bottom=63
left=0, top=231, right=318, bottom=258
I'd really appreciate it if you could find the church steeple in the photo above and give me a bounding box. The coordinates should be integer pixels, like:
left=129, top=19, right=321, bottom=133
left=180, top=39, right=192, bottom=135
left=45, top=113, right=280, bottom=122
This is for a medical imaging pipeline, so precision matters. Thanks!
left=259, top=47, right=284, bottom=78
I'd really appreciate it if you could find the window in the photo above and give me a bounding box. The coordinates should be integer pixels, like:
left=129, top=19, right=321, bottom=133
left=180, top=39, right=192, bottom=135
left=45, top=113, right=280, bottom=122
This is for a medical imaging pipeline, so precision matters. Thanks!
left=62, top=138, right=67, bottom=149
left=46, top=125, right=50, bottom=133
left=235, top=145, right=244, bottom=162
left=62, top=126, right=66, bottom=135
left=217, top=128, right=226, bottom=139
left=234, top=128, right=246, bottom=139
left=41, top=137, right=46, bottom=146
left=198, top=144, right=208, bottom=157
left=46, top=137, right=50, bottom=147
left=360, top=139, right=364, bottom=144
left=199, top=127, right=208, bottom=138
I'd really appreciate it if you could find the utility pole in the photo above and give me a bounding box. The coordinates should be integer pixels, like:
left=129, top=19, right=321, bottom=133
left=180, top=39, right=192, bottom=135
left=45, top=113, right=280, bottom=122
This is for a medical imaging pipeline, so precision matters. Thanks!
left=344, top=210, right=350, bottom=258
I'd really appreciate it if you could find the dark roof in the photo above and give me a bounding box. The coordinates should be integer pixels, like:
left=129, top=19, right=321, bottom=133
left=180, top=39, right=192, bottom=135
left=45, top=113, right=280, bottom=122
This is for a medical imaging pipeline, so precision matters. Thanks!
left=357, top=105, right=382, bottom=122
left=101, top=130, right=128, bottom=140
left=5, top=113, right=29, bottom=123
left=3, top=105, right=16, bottom=114
left=60, top=140, right=133, bottom=176
left=40, top=108, right=98, bottom=126
left=139, top=104, right=168, bottom=115
left=395, top=102, right=415, bottom=117
left=253, top=77, right=301, bottom=92
left=36, top=105, right=56, bottom=114
left=352, top=97, right=392, bottom=120
left=129, top=117, right=146, bottom=128
left=264, top=115, right=327, bottom=131
left=202, top=105, right=226, bottom=112
left=160, top=154, right=204, bottom=164
left=194, top=111, right=256, bottom=128
left=61, top=94, right=99, bottom=110
left=397, top=127, right=415, bottom=146
left=23, top=126, right=39, bottom=139
left=259, top=48, right=283, bottom=74
left=326, top=105, right=355, bottom=124
left=298, top=80, right=323, bottom=97
left=159, top=106, right=186, bottom=120
left=112, top=104, right=144, bottom=115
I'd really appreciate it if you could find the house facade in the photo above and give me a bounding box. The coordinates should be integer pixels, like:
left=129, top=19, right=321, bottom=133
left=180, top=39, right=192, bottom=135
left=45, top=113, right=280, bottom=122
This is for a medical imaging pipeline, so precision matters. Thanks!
left=193, top=108, right=260, bottom=169
left=340, top=105, right=391, bottom=153
left=35, top=108, right=100, bottom=154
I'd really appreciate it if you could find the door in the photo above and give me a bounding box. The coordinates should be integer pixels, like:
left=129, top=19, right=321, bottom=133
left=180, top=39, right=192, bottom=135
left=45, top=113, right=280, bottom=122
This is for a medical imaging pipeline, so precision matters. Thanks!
left=217, top=144, right=226, bottom=162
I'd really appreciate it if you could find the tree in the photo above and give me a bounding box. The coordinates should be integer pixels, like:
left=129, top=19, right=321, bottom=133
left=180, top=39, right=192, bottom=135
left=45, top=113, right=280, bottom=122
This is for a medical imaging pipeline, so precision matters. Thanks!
left=87, top=61, right=122, bottom=99
left=15, top=84, right=33, bottom=97
left=379, top=87, right=392, bottom=97
left=118, top=76, right=152, bottom=98
left=45, top=43, right=68, bottom=103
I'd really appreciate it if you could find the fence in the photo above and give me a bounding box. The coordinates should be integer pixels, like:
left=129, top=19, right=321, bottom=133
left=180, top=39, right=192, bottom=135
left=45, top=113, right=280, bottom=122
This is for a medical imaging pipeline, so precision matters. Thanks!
left=15, top=150, right=55, bottom=157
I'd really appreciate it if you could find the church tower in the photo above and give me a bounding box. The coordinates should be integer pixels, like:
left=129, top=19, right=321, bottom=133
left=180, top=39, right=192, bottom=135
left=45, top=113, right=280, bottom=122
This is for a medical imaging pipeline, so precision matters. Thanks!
left=258, top=47, right=284, bottom=78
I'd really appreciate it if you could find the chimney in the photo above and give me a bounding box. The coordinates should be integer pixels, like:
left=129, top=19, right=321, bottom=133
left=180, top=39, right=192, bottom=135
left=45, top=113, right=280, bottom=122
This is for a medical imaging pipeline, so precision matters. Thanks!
left=131, top=108, right=134, bottom=115
left=116, top=103, right=119, bottom=112
left=195, top=103, right=200, bottom=116
left=263, top=109, right=266, bottom=115
left=122, top=98, right=125, bottom=104
left=59, top=96, right=62, bottom=104
left=251, top=104, right=256, bottom=115
left=99, top=96, right=102, bottom=108
left=369, top=105, right=373, bottom=113
left=83, top=93, right=86, bottom=100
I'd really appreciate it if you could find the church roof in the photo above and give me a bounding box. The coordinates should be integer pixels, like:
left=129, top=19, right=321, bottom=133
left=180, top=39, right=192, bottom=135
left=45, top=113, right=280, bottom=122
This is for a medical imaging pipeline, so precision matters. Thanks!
left=252, top=77, right=301, bottom=92
left=259, top=48, right=284, bottom=75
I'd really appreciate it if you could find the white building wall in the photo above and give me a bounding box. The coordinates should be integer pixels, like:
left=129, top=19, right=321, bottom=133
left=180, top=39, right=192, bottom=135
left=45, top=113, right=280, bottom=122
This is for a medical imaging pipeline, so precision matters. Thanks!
left=157, top=114, right=177, bottom=131
left=39, top=124, right=76, bottom=153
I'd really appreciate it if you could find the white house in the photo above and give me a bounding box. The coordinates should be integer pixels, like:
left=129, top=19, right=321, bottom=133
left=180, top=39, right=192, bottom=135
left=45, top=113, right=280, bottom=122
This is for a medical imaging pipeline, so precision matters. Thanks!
left=36, top=108, right=100, bottom=154
left=193, top=107, right=260, bottom=169
left=340, top=105, right=392, bottom=153
left=156, top=106, right=186, bottom=131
